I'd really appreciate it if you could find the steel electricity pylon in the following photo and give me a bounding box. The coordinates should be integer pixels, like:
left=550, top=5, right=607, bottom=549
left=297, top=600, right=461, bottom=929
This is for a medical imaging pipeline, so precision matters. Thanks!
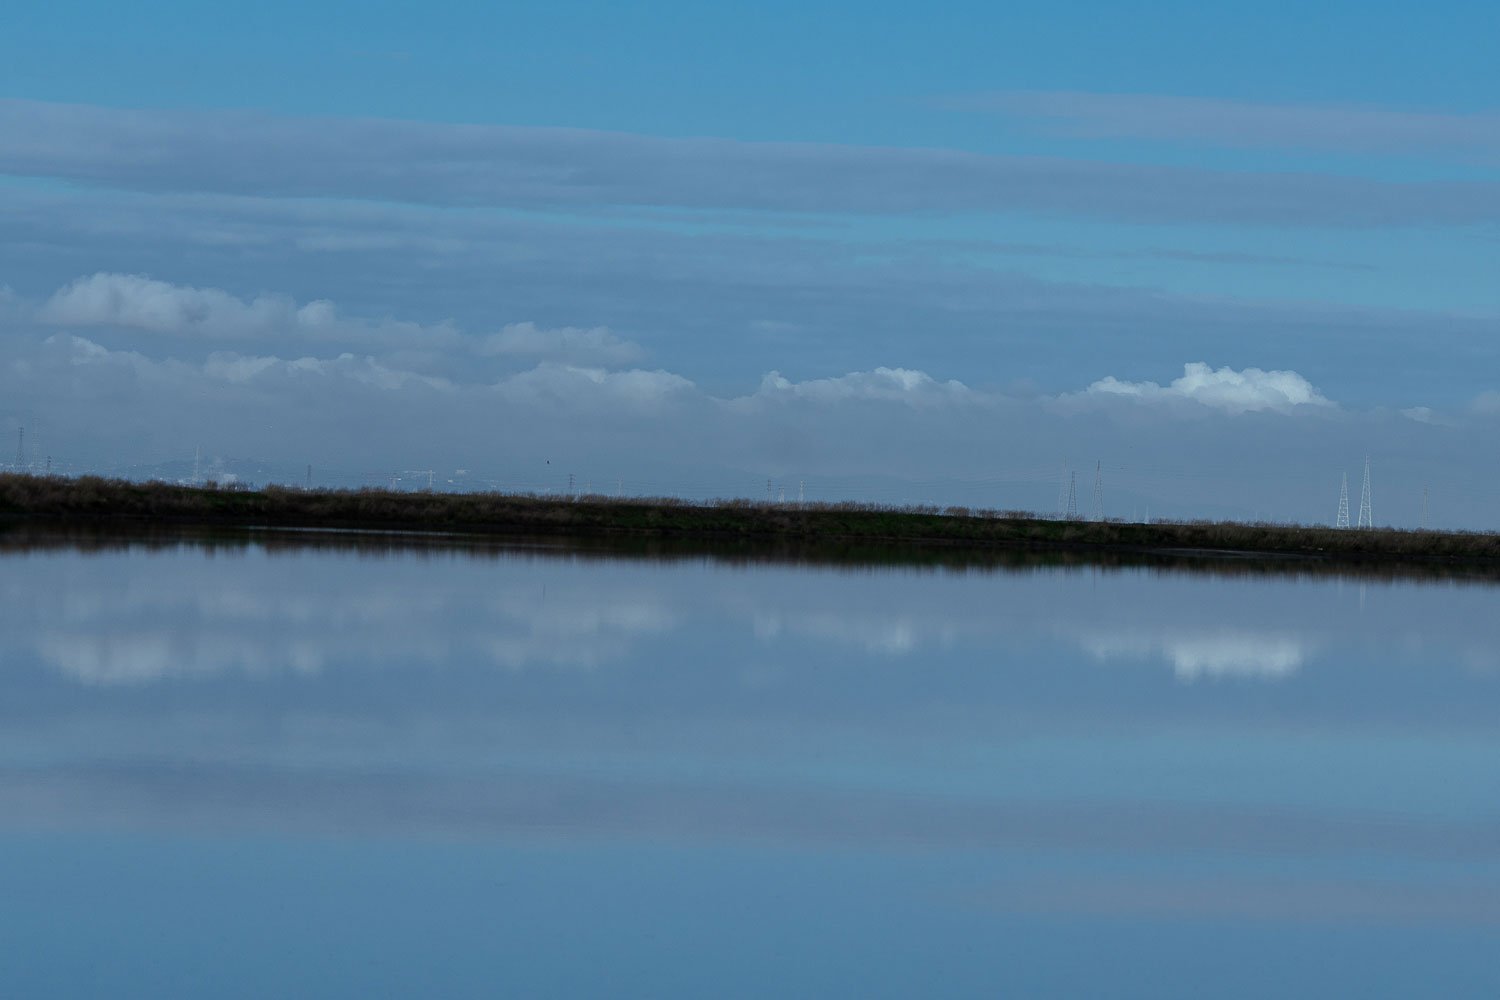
left=1091, top=461, right=1104, bottom=522
left=1357, top=456, right=1373, bottom=529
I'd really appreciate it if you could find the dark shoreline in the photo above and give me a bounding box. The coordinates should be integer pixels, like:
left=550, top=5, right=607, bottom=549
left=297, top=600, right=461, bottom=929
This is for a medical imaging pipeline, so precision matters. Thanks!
left=4, top=473, right=1499, bottom=582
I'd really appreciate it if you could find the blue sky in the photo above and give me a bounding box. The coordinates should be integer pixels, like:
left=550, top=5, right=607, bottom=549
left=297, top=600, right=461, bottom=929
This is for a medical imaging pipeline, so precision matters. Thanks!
left=9, top=2, right=1499, bottom=127
left=1, top=1, right=1497, bottom=524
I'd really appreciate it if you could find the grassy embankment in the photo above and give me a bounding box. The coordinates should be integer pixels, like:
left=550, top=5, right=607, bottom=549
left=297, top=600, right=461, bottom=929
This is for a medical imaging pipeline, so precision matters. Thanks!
left=3, top=473, right=1499, bottom=571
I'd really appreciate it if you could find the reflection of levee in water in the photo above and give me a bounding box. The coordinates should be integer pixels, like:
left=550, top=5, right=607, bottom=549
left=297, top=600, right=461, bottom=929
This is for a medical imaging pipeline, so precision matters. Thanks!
left=3, top=472, right=1500, bottom=584
left=6, top=529, right=1500, bottom=590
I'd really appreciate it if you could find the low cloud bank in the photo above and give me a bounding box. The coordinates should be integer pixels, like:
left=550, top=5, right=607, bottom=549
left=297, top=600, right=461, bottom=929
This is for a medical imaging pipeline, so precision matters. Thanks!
left=8, top=272, right=1495, bottom=527
left=38, top=272, right=644, bottom=368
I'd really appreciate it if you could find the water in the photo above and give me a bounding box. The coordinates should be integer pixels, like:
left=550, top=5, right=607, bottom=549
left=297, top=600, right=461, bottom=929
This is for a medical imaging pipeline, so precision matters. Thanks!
left=3, top=531, right=1498, bottom=997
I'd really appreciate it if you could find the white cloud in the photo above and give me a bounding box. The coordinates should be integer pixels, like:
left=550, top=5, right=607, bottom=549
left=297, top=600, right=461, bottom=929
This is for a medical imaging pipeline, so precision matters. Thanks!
left=494, top=362, right=697, bottom=411
left=35, top=273, right=649, bottom=371
left=200, top=353, right=282, bottom=383
left=49, top=324, right=651, bottom=403
left=1470, top=390, right=1500, bottom=416
left=43, top=272, right=303, bottom=337
left=53, top=333, right=114, bottom=365
left=39, top=271, right=460, bottom=350
left=1400, top=405, right=1454, bottom=427
left=747, top=367, right=977, bottom=408
left=478, top=321, right=645, bottom=367
left=1080, top=362, right=1332, bottom=414
left=297, top=353, right=455, bottom=391
left=43, top=332, right=197, bottom=385
left=57, top=334, right=453, bottom=392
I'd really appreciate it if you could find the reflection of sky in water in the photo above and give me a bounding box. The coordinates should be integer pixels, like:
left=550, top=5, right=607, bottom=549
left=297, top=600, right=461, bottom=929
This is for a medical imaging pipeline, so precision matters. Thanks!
left=2, top=540, right=1499, bottom=998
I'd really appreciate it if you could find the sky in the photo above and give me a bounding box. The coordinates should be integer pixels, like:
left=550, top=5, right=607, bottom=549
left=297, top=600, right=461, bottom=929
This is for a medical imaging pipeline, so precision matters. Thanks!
left=1, top=0, right=1498, bottom=525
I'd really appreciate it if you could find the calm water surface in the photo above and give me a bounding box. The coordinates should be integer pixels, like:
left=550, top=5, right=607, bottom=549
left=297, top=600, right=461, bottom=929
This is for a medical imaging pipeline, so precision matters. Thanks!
left=2, top=534, right=1498, bottom=997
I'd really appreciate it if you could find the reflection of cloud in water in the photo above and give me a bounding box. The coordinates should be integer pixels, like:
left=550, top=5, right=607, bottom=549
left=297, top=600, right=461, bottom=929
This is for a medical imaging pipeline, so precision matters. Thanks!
left=502, top=596, right=677, bottom=640
left=753, top=612, right=953, bottom=655
left=482, top=592, right=678, bottom=670
left=37, top=632, right=330, bottom=685
left=31, top=582, right=677, bottom=685
left=1080, top=630, right=1309, bottom=681
left=1459, top=645, right=1500, bottom=675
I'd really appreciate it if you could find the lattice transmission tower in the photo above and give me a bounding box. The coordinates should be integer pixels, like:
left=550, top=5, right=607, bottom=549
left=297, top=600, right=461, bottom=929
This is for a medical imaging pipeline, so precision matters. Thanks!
left=1091, top=461, right=1104, bottom=522
left=1335, top=472, right=1350, bottom=529
left=1065, top=472, right=1078, bottom=520
left=1357, top=456, right=1373, bottom=529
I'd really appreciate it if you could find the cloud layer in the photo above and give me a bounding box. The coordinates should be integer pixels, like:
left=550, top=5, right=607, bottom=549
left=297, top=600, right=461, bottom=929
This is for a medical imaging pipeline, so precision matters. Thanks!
left=946, top=90, right=1500, bottom=158
left=6, top=177, right=1496, bottom=419
left=4, top=99, right=1499, bottom=226
left=22, top=273, right=1346, bottom=427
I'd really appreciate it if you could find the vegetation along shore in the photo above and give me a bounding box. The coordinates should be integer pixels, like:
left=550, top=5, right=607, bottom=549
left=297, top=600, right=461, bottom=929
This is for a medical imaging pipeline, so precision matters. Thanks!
left=4, top=473, right=1500, bottom=573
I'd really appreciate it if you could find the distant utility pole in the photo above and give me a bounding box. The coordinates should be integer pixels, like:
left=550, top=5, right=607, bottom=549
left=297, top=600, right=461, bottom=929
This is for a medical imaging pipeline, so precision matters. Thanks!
left=799, top=480, right=805, bottom=507
left=567, top=473, right=575, bottom=496
left=193, top=446, right=200, bottom=484
left=1336, top=472, right=1350, bottom=529
left=1091, top=461, right=1104, bottom=522
left=1420, top=486, right=1429, bottom=530
left=766, top=478, right=773, bottom=503
left=1065, top=472, right=1078, bottom=520
left=1357, top=456, right=1373, bottom=529
left=1056, top=463, right=1069, bottom=519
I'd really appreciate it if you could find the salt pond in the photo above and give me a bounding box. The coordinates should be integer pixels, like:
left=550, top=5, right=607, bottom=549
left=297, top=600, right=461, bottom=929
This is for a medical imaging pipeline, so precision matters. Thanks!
left=2, top=532, right=1498, bottom=997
